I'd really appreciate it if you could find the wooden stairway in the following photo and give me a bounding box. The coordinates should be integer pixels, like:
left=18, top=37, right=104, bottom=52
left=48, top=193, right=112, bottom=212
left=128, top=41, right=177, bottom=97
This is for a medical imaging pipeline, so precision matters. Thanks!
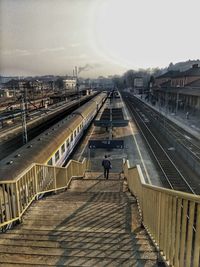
left=0, top=177, right=163, bottom=266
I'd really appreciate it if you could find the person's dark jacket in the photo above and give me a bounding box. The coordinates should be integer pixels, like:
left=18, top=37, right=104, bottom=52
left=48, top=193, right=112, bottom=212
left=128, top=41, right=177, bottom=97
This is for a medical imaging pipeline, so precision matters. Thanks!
left=102, top=159, right=111, bottom=169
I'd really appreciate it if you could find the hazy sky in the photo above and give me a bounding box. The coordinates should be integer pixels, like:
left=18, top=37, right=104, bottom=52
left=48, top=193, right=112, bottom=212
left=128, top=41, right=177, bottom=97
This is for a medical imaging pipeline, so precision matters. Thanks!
left=0, top=0, right=200, bottom=78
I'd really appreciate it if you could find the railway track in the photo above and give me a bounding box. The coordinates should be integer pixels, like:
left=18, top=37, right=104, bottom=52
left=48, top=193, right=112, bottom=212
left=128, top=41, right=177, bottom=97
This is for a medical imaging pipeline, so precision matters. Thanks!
left=134, top=97, right=200, bottom=161
left=122, top=93, right=200, bottom=194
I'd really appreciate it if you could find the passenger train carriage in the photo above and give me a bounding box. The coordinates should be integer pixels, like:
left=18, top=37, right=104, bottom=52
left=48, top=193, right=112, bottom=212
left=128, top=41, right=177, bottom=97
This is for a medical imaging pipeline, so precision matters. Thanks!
left=0, top=93, right=107, bottom=181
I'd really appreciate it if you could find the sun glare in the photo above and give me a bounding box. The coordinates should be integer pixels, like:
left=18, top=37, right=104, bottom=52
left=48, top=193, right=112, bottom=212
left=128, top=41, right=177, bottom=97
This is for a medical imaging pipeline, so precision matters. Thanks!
left=92, top=0, right=200, bottom=69
left=92, top=0, right=142, bottom=68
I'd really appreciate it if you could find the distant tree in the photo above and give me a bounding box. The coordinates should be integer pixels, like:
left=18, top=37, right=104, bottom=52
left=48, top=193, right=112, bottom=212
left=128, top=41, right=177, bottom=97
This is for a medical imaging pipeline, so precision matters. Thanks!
left=147, top=75, right=155, bottom=90
left=112, top=66, right=168, bottom=90
left=124, top=70, right=136, bottom=88
left=168, top=62, right=174, bottom=70
left=112, top=76, right=124, bottom=89
left=55, top=78, right=64, bottom=90
left=149, top=75, right=155, bottom=84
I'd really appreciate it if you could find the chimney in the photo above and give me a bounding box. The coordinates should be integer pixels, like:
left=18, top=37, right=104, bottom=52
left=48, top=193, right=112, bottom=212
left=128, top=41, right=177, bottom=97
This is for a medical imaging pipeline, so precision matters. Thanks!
left=192, top=64, right=198, bottom=68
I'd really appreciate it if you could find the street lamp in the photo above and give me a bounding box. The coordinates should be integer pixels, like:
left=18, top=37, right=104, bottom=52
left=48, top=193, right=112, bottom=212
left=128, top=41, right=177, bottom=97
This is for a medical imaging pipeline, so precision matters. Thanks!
left=175, top=91, right=179, bottom=115
left=21, top=83, right=28, bottom=144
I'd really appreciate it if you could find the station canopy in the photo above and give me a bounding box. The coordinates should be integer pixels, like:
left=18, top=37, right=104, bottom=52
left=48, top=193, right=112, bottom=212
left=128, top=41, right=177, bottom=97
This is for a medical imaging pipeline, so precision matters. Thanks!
left=94, top=108, right=129, bottom=127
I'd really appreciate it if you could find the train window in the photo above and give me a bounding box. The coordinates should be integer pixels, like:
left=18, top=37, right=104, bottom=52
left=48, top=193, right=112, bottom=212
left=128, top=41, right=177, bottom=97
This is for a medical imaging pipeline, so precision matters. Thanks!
left=70, top=134, right=73, bottom=142
left=66, top=139, right=70, bottom=147
left=55, top=150, right=60, bottom=162
left=74, top=130, right=76, bottom=137
left=78, top=126, right=79, bottom=133
left=61, top=144, right=65, bottom=154
left=47, top=158, right=53, bottom=165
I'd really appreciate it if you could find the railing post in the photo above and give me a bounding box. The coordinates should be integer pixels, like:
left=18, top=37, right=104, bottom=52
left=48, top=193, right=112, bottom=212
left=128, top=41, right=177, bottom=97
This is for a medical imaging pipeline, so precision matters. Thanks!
left=70, top=162, right=73, bottom=178
left=179, top=199, right=188, bottom=267
left=34, top=165, right=38, bottom=194
left=66, top=168, right=68, bottom=186
left=157, top=192, right=161, bottom=246
left=174, top=198, right=182, bottom=267
left=0, top=198, right=4, bottom=224
left=193, top=203, right=200, bottom=267
left=159, top=193, right=165, bottom=252
left=185, top=201, right=195, bottom=267
left=140, top=185, right=144, bottom=223
left=15, top=182, right=21, bottom=218
left=54, top=167, right=57, bottom=193
left=169, top=196, right=177, bottom=264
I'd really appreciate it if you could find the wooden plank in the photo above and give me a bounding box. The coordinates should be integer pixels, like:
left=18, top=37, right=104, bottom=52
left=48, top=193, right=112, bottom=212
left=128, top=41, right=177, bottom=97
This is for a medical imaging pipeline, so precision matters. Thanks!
left=185, top=201, right=195, bottom=267
left=179, top=199, right=188, bottom=267
left=193, top=203, right=200, bottom=267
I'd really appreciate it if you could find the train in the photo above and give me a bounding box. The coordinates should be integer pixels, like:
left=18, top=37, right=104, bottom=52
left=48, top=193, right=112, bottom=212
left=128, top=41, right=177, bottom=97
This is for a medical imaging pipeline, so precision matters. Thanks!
left=0, top=92, right=107, bottom=181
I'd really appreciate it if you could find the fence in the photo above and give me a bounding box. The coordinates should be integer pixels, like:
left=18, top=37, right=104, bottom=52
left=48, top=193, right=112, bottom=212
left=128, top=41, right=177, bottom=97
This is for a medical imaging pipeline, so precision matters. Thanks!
left=123, top=160, right=200, bottom=267
left=0, top=158, right=87, bottom=229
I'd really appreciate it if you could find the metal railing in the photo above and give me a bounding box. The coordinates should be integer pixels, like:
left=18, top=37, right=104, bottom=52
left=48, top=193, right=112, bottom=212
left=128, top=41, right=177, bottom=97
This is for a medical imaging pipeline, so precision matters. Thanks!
left=0, top=158, right=87, bottom=229
left=123, top=160, right=200, bottom=267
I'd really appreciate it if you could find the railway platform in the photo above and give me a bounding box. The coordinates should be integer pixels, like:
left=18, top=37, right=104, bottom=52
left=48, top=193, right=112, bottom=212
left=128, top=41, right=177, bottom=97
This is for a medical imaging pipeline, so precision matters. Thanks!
left=135, top=94, right=200, bottom=140
left=71, top=95, right=163, bottom=187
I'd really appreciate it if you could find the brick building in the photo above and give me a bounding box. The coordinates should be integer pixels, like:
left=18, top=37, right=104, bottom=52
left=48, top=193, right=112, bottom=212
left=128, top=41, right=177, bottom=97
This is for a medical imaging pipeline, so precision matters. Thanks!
left=152, top=64, right=200, bottom=114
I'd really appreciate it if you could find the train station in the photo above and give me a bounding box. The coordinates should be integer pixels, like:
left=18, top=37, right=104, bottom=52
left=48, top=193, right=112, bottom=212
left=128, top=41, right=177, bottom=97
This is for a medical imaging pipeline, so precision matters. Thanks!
left=1, top=0, right=200, bottom=265
left=0, top=89, right=200, bottom=267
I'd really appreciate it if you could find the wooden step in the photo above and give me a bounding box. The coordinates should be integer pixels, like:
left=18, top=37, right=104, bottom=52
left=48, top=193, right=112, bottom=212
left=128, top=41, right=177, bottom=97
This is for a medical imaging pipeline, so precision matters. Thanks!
left=68, top=180, right=123, bottom=192
left=0, top=262, right=160, bottom=267
left=84, top=172, right=121, bottom=180
left=0, top=233, right=150, bottom=246
left=0, top=178, right=160, bottom=266
left=0, top=245, right=157, bottom=258
left=7, top=229, right=149, bottom=239
left=38, top=192, right=127, bottom=203
left=0, top=237, right=155, bottom=251
left=0, top=253, right=159, bottom=266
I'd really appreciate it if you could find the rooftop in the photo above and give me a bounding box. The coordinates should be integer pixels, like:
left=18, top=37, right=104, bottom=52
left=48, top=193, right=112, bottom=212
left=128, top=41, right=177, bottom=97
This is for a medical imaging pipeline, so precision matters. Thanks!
left=156, top=64, right=200, bottom=80
left=156, top=70, right=181, bottom=79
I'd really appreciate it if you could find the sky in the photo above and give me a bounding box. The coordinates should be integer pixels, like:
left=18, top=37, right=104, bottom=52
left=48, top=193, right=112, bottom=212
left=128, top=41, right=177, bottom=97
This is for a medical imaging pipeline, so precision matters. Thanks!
left=0, top=0, right=200, bottom=78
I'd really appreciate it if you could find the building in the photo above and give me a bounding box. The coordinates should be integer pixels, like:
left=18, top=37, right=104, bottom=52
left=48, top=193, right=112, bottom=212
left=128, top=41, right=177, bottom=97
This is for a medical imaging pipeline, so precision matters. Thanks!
left=171, top=64, right=200, bottom=87
left=155, top=64, right=200, bottom=88
left=63, top=78, right=77, bottom=90
left=133, top=77, right=144, bottom=94
left=134, top=77, right=143, bottom=88
left=152, top=64, right=200, bottom=114
left=154, top=71, right=180, bottom=87
left=0, top=89, right=14, bottom=98
left=89, top=77, right=114, bottom=90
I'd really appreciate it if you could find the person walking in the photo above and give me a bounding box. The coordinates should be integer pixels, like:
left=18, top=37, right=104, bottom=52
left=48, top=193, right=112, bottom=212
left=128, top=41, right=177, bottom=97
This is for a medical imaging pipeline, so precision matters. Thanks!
left=102, top=155, right=111, bottom=179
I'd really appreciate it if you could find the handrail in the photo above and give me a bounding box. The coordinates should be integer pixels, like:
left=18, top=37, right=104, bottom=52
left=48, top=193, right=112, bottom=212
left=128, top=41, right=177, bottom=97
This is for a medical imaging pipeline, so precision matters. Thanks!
left=123, top=159, right=200, bottom=267
left=0, top=158, right=87, bottom=229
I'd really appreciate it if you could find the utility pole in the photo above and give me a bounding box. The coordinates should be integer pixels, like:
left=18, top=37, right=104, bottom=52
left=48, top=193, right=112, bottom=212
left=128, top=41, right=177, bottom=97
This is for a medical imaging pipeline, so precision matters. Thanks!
left=21, top=84, right=28, bottom=144
left=109, top=91, right=113, bottom=140
left=175, top=92, right=179, bottom=115
left=75, top=66, right=80, bottom=106
left=109, top=104, right=112, bottom=140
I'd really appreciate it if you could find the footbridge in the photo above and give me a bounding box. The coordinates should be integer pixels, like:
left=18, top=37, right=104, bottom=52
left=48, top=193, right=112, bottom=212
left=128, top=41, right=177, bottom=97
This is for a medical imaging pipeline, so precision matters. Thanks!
left=0, top=159, right=199, bottom=266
